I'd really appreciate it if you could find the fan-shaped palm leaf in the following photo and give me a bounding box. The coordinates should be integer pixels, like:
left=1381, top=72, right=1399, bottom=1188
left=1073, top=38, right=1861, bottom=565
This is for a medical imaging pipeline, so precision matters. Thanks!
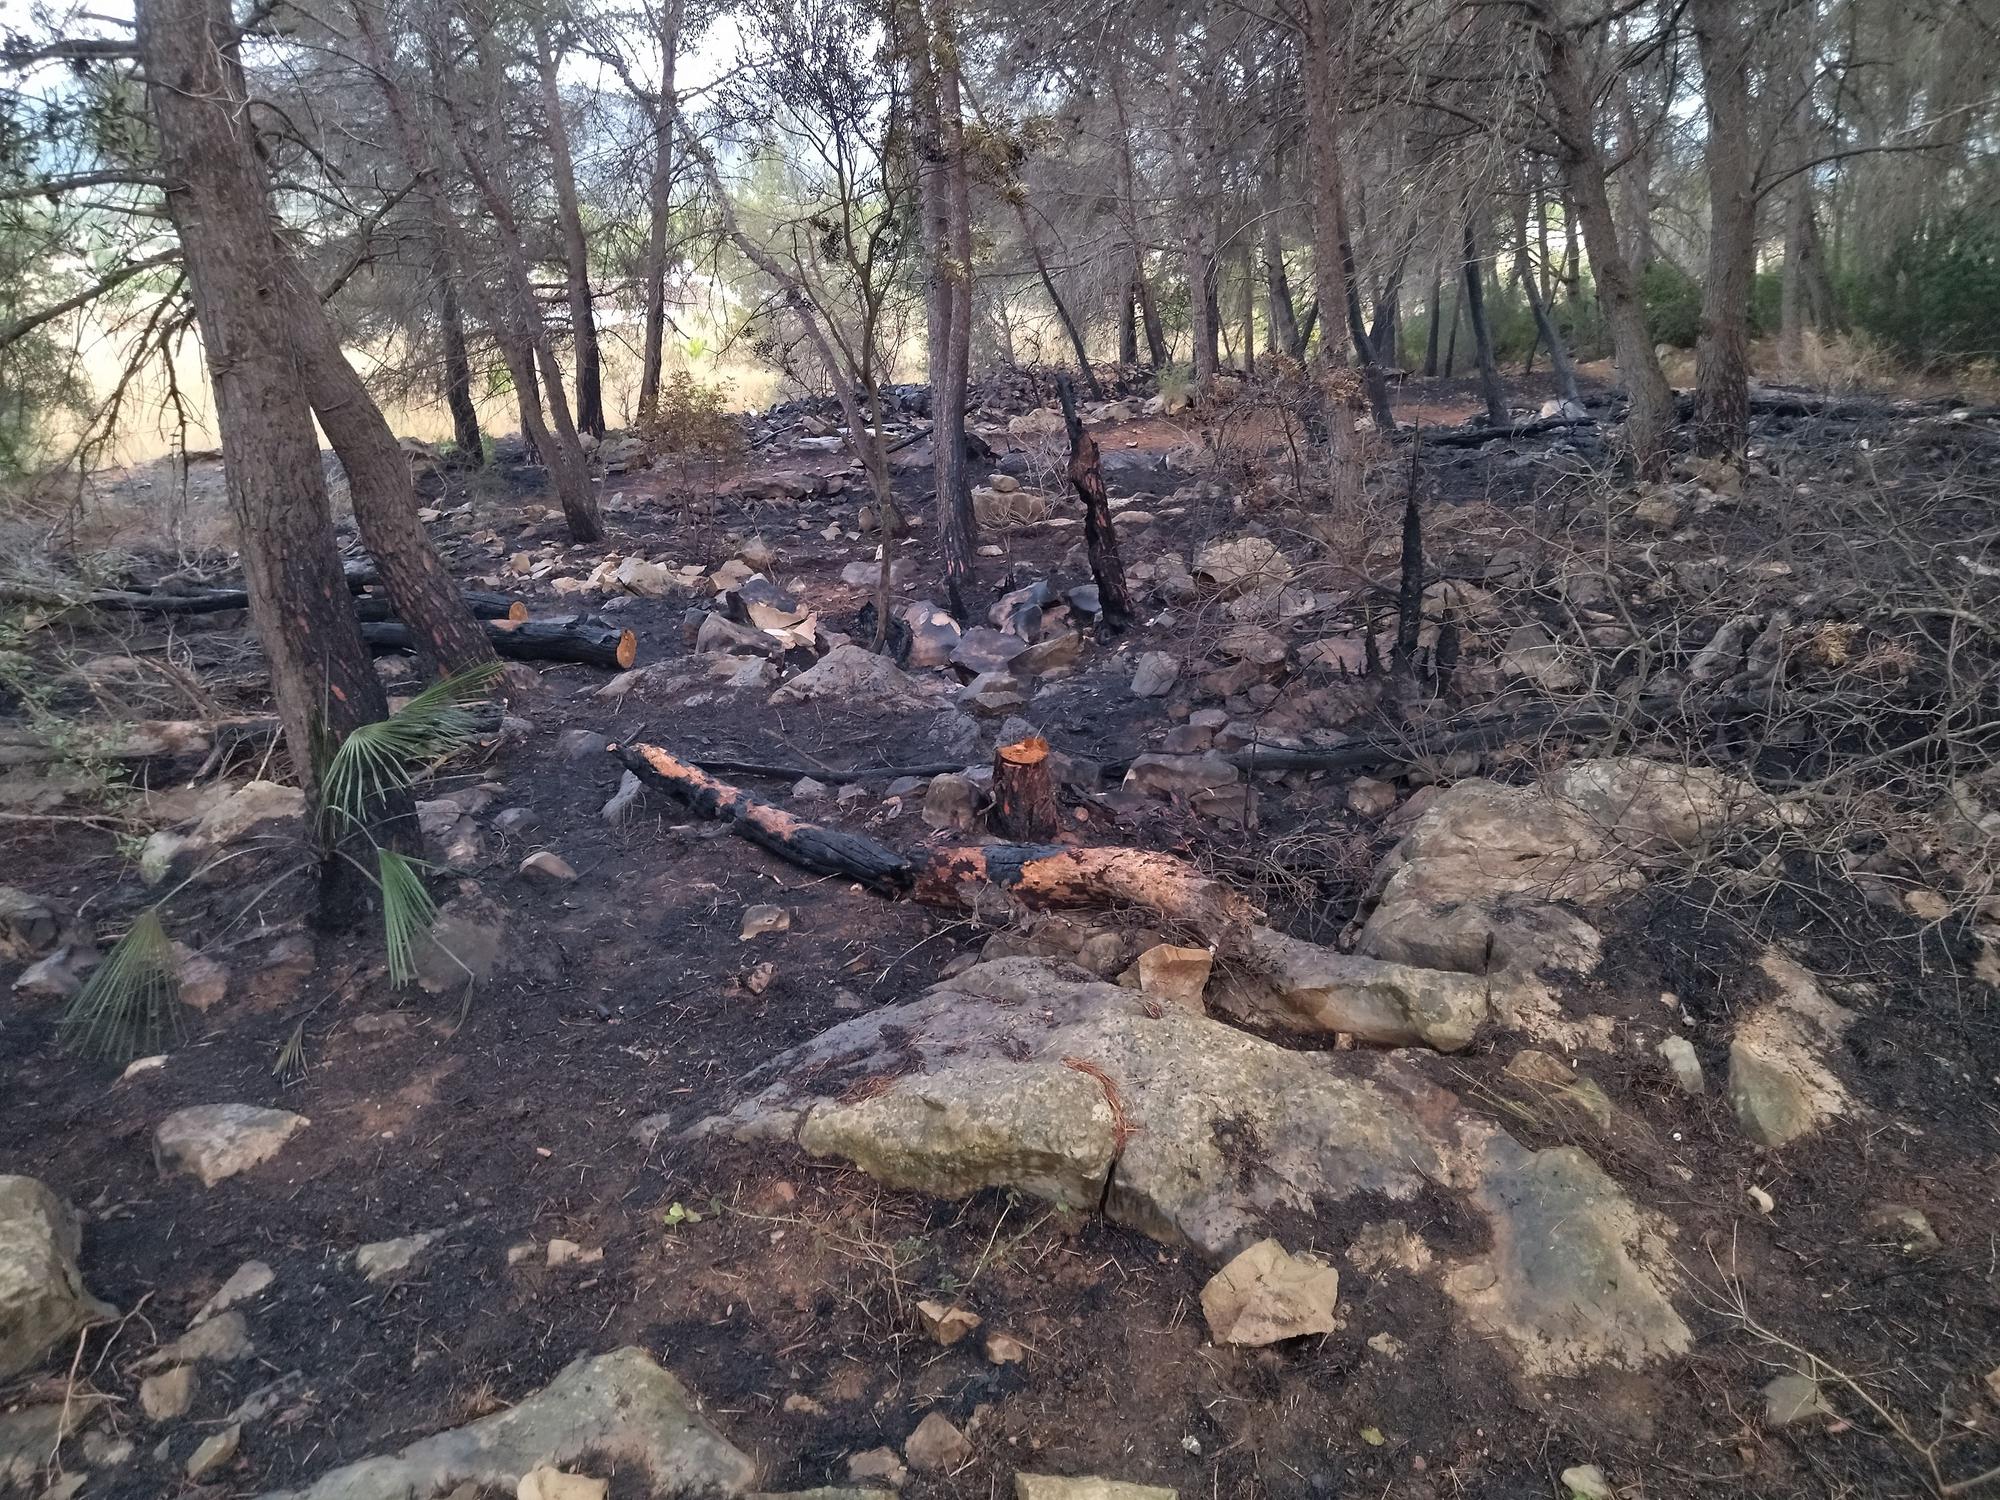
left=59, top=907, right=183, bottom=1062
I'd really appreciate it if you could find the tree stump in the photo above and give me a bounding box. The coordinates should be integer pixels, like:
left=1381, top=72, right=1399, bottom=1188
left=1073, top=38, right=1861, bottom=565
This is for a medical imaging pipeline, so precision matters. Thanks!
left=991, top=736, right=1060, bottom=842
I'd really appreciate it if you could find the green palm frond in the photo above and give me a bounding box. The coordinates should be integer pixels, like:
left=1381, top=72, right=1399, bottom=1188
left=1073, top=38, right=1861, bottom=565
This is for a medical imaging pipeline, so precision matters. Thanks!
left=377, top=848, right=439, bottom=989
left=59, top=907, right=183, bottom=1063
left=320, top=662, right=502, bottom=837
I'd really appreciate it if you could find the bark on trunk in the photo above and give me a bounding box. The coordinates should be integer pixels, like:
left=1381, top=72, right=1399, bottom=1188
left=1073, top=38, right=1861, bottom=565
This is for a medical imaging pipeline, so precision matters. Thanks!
left=138, top=0, right=407, bottom=921
left=991, top=737, right=1059, bottom=842
left=1461, top=219, right=1509, bottom=428
left=1301, top=0, right=1394, bottom=430
left=1692, top=0, right=1756, bottom=460
left=283, top=263, right=499, bottom=679
left=436, top=249, right=484, bottom=464
left=635, top=0, right=685, bottom=421
left=536, top=22, right=605, bottom=438
left=1056, top=374, right=1133, bottom=628
left=1118, top=285, right=1139, bottom=364
left=1537, top=5, right=1674, bottom=476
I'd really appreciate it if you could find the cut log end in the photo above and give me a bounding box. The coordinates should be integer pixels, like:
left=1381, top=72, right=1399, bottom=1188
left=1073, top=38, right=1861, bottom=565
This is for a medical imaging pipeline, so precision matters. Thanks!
left=616, top=629, right=637, bottom=669
left=505, top=600, right=529, bottom=623
left=992, top=735, right=1059, bottom=842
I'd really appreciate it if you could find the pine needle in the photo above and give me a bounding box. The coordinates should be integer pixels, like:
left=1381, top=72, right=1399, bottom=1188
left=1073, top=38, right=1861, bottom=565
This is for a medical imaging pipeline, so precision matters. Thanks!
left=59, top=907, right=182, bottom=1063
left=273, top=1019, right=307, bottom=1084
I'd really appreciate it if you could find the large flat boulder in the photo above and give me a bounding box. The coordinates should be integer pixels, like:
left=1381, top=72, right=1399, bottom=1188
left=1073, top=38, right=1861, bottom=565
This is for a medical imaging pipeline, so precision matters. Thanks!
left=694, top=958, right=1688, bottom=1374
left=0, top=1176, right=115, bottom=1381
left=257, top=1347, right=756, bottom=1500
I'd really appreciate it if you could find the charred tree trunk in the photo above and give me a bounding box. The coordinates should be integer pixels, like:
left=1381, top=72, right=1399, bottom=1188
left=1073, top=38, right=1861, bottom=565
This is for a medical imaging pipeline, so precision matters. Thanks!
left=1137, top=270, right=1169, bottom=368
left=1266, top=224, right=1301, bottom=359
left=1692, top=0, right=1756, bottom=460
left=1461, top=219, right=1508, bottom=428
left=1537, top=4, right=1674, bottom=477
left=636, top=0, right=685, bottom=422
left=1513, top=196, right=1581, bottom=407
left=991, top=737, right=1060, bottom=842
left=1423, top=273, right=1442, bottom=376
left=1118, top=284, right=1139, bottom=364
left=436, top=249, right=484, bottom=465
left=1055, top=374, right=1134, bottom=628
left=536, top=22, right=605, bottom=438
left=138, top=0, right=408, bottom=923
left=1301, top=0, right=1394, bottom=431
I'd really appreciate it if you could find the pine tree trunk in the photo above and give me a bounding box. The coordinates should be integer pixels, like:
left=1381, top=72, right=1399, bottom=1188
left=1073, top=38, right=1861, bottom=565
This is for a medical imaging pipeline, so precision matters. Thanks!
left=1118, top=285, right=1138, bottom=364
left=636, top=0, right=684, bottom=421
left=1137, top=270, right=1169, bottom=367
left=1423, top=274, right=1442, bottom=376
left=436, top=249, right=484, bottom=464
left=1538, top=5, right=1673, bottom=476
left=1514, top=191, right=1581, bottom=406
left=536, top=23, right=605, bottom=438
left=1462, top=219, right=1509, bottom=428
left=138, top=0, right=409, bottom=923
left=1265, top=219, right=1301, bottom=358
left=1692, top=0, right=1756, bottom=460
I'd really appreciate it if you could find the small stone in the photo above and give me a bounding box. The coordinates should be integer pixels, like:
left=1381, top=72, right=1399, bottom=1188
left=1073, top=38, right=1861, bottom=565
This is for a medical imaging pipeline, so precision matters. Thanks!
left=10, top=949, right=81, bottom=1000
left=1014, top=1477, right=1176, bottom=1500
left=1868, top=1205, right=1941, bottom=1256
left=1129, top=651, right=1180, bottom=697
left=144, top=1309, right=252, bottom=1369
left=957, top=671, right=1030, bottom=716
left=1746, top=1184, right=1775, bottom=1214
left=1560, top=1464, right=1612, bottom=1500
left=1345, top=778, right=1396, bottom=819
left=1126, top=944, right=1212, bottom=1011
left=983, top=1332, right=1027, bottom=1365
left=355, top=1231, right=441, bottom=1282
left=518, top=850, right=579, bottom=884
left=742, top=961, right=776, bottom=995
left=184, top=1422, right=240, bottom=1479
left=740, top=905, right=791, bottom=940
left=916, top=1299, right=982, bottom=1346
left=545, top=1239, right=602, bottom=1268
left=493, top=807, right=540, bottom=836
left=154, top=1105, right=309, bottom=1188
left=1903, top=888, right=1951, bottom=922
left=1762, top=1373, right=1832, bottom=1428
left=192, top=1260, right=273, bottom=1324
left=848, top=1446, right=908, bottom=1488
left=140, top=1365, right=197, bottom=1422
left=517, top=1464, right=609, bottom=1500
left=1199, top=1239, right=1339, bottom=1346
left=922, top=774, right=980, bottom=832
left=556, top=728, right=609, bottom=761
left=506, top=1242, right=537, bottom=1266
left=1657, top=1036, right=1704, bottom=1094
left=903, top=1411, right=970, bottom=1473
left=791, top=777, right=831, bottom=802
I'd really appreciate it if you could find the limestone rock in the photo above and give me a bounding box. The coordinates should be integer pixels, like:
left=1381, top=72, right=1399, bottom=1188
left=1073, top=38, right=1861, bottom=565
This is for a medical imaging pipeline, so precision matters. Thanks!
left=916, top=1299, right=981, bottom=1346
left=193, top=1260, right=273, bottom=1325
left=518, top=1465, right=609, bottom=1500
left=1657, top=1037, right=1704, bottom=1094
left=1194, top=538, right=1293, bottom=598
left=846, top=1448, right=907, bottom=1489
left=951, top=627, right=1030, bottom=675
left=355, top=1232, right=441, bottom=1282
left=154, top=1105, right=309, bottom=1187
left=1216, top=927, right=1488, bottom=1051
left=771, top=645, right=937, bottom=712
left=0, top=1176, right=115, bottom=1381
left=144, top=1309, right=253, bottom=1367
left=922, top=774, right=980, bottom=832
left=0, top=887, right=60, bottom=961
left=253, top=1348, right=755, bottom=1500
left=1128, top=651, right=1180, bottom=698
left=1763, top=1373, right=1832, bottom=1427
left=1727, top=951, right=1854, bottom=1148
left=141, top=1365, right=198, bottom=1422
left=1122, top=753, right=1239, bottom=801
left=1346, top=778, right=1396, bottom=819
left=902, top=1412, right=969, bottom=1473
left=518, top=850, right=579, bottom=884
left=1015, top=1478, right=1176, bottom=1500
left=1127, top=944, right=1212, bottom=1011
left=186, top=1422, right=240, bottom=1479
left=695, top=959, right=1687, bottom=1375
left=957, top=671, right=1030, bottom=716
left=1199, top=1238, right=1339, bottom=1345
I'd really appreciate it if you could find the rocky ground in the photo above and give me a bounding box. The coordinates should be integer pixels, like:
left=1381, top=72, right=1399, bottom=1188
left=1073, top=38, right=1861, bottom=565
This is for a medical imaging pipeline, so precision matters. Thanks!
left=2, top=367, right=1998, bottom=1500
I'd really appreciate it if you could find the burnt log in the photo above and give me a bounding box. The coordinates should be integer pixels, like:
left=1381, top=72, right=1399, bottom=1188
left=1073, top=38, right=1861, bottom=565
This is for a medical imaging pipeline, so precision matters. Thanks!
left=612, top=741, right=914, bottom=890
left=362, top=616, right=635, bottom=669
left=353, top=591, right=527, bottom=623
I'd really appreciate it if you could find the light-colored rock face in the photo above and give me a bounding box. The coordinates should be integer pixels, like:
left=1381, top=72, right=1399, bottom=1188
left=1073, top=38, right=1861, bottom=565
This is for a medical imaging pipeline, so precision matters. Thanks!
left=1216, top=927, right=1490, bottom=1051
left=255, top=1347, right=757, bottom=1500
left=769, top=644, right=938, bottom=712
left=694, top=958, right=1687, bottom=1375
left=1727, top=950, right=1856, bottom=1148
left=154, top=1104, right=310, bottom=1188
left=1200, top=1239, right=1340, bottom=1346
left=0, top=1176, right=115, bottom=1382
left=1015, top=1478, right=1177, bottom=1500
